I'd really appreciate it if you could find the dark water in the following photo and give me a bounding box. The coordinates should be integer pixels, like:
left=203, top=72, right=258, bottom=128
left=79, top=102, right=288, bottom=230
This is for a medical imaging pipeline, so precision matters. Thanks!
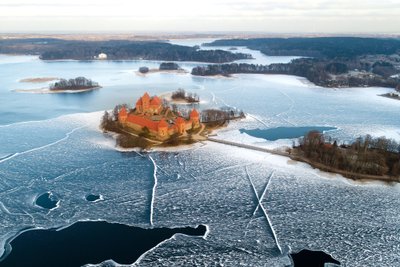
left=0, top=221, right=207, bottom=267
left=86, top=194, right=101, bottom=202
left=239, top=126, right=336, bottom=141
left=290, top=249, right=341, bottom=267
left=35, top=192, right=59, bottom=209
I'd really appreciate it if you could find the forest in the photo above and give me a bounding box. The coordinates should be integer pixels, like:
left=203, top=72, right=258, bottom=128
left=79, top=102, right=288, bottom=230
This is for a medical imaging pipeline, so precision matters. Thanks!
left=0, top=38, right=252, bottom=63
left=191, top=60, right=400, bottom=89
left=205, top=37, right=400, bottom=58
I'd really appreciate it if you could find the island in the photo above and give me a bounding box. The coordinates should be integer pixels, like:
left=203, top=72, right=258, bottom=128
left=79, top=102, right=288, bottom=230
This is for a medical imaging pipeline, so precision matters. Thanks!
left=170, top=89, right=200, bottom=103
left=13, top=77, right=100, bottom=94
left=50, top=77, right=100, bottom=92
left=100, top=92, right=245, bottom=149
left=138, top=66, right=149, bottom=74
left=136, top=62, right=187, bottom=76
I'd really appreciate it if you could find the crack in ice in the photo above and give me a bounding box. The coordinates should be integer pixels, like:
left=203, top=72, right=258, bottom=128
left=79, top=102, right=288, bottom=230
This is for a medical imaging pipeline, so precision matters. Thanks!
left=0, top=125, right=87, bottom=164
left=252, top=171, right=275, bottom=217
left=245, top=166, right=282, bottom=254
left=149, top=155, right=158, bottom=226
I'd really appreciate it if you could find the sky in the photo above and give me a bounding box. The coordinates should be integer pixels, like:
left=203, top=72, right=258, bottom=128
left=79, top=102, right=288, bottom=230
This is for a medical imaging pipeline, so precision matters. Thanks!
left=0, top=0, right=399, bottom=34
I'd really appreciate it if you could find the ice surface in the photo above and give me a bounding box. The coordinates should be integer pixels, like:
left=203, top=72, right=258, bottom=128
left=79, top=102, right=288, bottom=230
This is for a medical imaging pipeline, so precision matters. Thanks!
left=0, top=52, right=400, bottom=266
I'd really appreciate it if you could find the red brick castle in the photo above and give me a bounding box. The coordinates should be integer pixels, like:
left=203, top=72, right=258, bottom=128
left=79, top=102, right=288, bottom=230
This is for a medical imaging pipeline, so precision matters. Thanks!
left=118, top=92, right=200, bottom=140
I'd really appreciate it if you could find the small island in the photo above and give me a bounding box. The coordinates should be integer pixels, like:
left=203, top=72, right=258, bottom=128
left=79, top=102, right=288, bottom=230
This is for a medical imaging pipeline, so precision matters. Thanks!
left=170, top=89, right=200, bottom=103
left=136, top=62, right=187, bottom=76
left=50, top=77, right=100, bottom=92
left=100, top=92, right=244, bottom=149
left=14, top=77, right=100, bottom=94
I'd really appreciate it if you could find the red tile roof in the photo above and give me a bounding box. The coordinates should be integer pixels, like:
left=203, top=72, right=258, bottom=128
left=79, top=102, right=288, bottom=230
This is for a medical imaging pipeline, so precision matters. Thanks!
left=158, top=118, right=168, bottom=128
left=126, top=115, right=159, bottom=131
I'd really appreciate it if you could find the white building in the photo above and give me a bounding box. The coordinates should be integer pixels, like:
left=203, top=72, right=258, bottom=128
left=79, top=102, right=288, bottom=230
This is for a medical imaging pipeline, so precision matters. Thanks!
left=97, top=53, right=108, bottom=60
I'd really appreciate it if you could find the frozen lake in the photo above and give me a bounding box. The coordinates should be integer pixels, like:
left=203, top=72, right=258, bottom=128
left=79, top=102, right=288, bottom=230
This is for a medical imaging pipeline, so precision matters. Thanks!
left=0, top=40, right=400, bottom=266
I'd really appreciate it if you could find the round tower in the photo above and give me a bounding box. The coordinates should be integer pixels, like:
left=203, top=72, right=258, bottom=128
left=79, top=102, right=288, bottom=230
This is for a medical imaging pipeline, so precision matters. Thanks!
left=158, top=119, right=169, bottom=138
left=175, top=117, right=186, bottom=135
left=190, top=108, right=200, bottom=128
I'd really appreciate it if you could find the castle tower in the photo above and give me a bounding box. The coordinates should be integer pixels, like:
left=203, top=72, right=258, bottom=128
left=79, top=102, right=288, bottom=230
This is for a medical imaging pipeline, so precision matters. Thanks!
left=157, top=119, right=169, bottom=138
left=141, top=92, right=151, bottom=112
left=175, top=117, right=186, bottom=135
left=118, top=106, right=128, bottom=123
left=190, top=108, right=200, bottom=128
left=150, top=95, right=162, bottom=114
left=135, top=98, right=142, bottom=113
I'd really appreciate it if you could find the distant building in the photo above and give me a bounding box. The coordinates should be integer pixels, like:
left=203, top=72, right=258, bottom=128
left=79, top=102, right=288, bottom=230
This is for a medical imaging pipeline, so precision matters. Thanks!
left=118, top=92, right=200, bottom=140
left=98, top=53, right=108, bottom=60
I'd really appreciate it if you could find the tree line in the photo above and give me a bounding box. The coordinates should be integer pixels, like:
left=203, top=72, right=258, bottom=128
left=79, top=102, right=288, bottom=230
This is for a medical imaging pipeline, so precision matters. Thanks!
left=191, top=60, right=400, bottom=89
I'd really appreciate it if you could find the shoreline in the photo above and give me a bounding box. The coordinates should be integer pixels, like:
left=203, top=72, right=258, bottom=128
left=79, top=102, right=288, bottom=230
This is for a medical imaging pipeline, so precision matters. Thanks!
left=135, top=69, right=188, bottom=76
left=19, top=77, right=59, bottom=83
left=12, top=86, right=101, bottom=94
left=288, top=153, right=399, bottom=183
left=379, top=93, right=400, bottom=101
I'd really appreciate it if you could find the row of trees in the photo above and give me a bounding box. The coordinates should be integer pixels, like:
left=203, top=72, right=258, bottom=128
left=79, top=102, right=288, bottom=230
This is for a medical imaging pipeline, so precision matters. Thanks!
left=205, top=37, right=400, bottom=58
left=297, top=131, right=400, bottom=177
left=191, top=60, right=400, bottom=89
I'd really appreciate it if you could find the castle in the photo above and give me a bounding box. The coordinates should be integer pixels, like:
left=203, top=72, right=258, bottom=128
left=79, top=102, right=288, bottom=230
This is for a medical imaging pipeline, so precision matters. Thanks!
left=118, top=92, right=200, bottom=140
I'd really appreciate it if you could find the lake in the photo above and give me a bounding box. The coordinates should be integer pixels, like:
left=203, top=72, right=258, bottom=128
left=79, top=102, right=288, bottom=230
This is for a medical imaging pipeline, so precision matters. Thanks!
left=0, top=39, right=399, bottom=266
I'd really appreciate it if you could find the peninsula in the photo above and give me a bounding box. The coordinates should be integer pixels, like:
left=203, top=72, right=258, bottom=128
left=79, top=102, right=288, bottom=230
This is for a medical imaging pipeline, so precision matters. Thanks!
left=290, top=131, right=400, bottom=182
left=199, top=37, right=400, bottom=90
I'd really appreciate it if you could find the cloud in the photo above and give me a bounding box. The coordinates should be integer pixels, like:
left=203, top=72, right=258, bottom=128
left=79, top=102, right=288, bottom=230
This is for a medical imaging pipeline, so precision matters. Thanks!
left=0, top=0, right=399, bottom=33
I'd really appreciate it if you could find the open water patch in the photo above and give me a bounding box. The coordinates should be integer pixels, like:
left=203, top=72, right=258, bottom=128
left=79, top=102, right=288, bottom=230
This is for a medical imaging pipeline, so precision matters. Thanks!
left=239, top=126, right=336, bottom=141
left=290, top=249, right=341, bottom=267
left=35, top=192, right=59, bottom=210
left=0, top=221, right=207, bottom=267
left=85, top=194, right=102, bottom=202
